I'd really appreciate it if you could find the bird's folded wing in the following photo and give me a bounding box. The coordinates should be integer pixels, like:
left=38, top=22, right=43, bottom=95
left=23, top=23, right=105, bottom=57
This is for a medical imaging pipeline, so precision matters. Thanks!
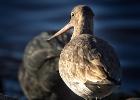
left=85, top=52, right=120, bottom=85
left=24, top=49, right=59, bottom=73
left=85, top=57, right=108, bottom=83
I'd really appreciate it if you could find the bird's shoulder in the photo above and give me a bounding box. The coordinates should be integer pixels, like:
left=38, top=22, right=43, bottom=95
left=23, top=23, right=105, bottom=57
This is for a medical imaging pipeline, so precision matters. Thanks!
left=62, top=34, right=121, bottom=84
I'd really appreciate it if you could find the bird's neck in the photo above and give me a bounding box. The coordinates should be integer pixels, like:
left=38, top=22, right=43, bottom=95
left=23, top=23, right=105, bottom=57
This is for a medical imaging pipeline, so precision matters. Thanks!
left=71, top=18, right=93, bottom=39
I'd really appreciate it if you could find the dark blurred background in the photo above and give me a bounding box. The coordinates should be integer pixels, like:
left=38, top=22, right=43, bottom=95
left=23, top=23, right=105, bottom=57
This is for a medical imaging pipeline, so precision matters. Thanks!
left=0, top=0, right=140, bottom=99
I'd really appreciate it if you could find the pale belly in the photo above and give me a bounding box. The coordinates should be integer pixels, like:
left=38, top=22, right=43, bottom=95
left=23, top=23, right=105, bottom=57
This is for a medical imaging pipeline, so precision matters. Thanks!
left=59, top=59, right=116, bottom=99
left=59, top=59, right=92, bottom=98
left=58, top=54, right=115, bottom=99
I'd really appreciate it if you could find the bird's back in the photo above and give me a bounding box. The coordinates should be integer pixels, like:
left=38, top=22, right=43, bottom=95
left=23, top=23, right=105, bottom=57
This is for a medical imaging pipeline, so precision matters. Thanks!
left=19, top=32, right=64, bottom=100
left=59, top=34, right=121, bottom=99
left=19, top=32, right=84, bottom=100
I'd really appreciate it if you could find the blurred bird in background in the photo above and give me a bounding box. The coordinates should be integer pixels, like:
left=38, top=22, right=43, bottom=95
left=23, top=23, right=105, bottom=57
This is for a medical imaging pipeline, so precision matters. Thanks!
left=18, top=32, right=83, bottom=100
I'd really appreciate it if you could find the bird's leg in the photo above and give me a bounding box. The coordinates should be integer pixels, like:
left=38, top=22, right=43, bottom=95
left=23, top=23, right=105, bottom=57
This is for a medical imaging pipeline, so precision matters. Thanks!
left=96, top=97, right=102, bottom=100
left=96, top=97, right=98, bottom=100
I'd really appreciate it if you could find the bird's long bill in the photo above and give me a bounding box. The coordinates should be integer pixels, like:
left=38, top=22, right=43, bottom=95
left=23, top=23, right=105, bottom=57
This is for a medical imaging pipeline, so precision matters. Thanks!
left=47, top=23, right=73, bottom=41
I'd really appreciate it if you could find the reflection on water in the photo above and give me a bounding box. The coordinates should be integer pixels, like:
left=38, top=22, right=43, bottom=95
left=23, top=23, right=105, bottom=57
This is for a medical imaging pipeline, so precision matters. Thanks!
left=0, top=0, right=140, bottom=99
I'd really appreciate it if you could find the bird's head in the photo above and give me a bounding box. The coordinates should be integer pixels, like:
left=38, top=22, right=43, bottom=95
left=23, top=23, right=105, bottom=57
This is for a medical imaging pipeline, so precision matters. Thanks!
left=47, top=5, right=94, bottom=41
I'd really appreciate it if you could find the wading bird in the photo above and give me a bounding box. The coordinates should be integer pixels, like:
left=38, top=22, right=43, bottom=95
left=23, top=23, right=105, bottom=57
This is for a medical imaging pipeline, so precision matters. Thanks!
left=48, top=5, right=121, bottom=100
left=19, top=32, right=83, bottom=100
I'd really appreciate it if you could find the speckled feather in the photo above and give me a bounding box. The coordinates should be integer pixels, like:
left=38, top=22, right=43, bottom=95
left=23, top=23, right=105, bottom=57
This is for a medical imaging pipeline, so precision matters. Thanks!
left=48, top=5, right=121, bottom=100
left=19, top=32, right=84, bottom=100
left=59, top=34, right=121, bottom=99
left=19, top=32, right=65, bottom=100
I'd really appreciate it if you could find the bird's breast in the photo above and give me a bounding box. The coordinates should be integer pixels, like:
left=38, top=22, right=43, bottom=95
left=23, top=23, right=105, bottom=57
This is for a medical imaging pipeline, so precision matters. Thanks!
left=58, top=34, right=96, bottom=97
left=58, top=34, right=121, bottom=98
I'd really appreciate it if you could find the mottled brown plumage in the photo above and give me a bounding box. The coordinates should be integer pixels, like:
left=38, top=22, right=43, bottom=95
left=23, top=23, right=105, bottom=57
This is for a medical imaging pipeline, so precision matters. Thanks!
left=48, top=5, right=121, bottom=100
left=19, top=32, right=84, bottom=100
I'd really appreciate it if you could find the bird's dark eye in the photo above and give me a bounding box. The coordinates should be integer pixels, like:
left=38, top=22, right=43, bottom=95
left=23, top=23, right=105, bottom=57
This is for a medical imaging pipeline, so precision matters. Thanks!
left=71, top=12, right=74, bottom=17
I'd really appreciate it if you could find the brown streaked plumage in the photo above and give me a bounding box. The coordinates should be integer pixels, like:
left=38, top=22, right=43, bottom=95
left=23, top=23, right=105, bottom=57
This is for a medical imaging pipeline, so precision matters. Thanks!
left=18, top=32, right=84, bottom=100
left=48, top=5, right=121, bottom=100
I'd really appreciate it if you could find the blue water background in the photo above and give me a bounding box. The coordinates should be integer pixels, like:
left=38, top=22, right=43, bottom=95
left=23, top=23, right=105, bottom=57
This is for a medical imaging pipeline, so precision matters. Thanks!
left=0, top=0, right=140, bottom=99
